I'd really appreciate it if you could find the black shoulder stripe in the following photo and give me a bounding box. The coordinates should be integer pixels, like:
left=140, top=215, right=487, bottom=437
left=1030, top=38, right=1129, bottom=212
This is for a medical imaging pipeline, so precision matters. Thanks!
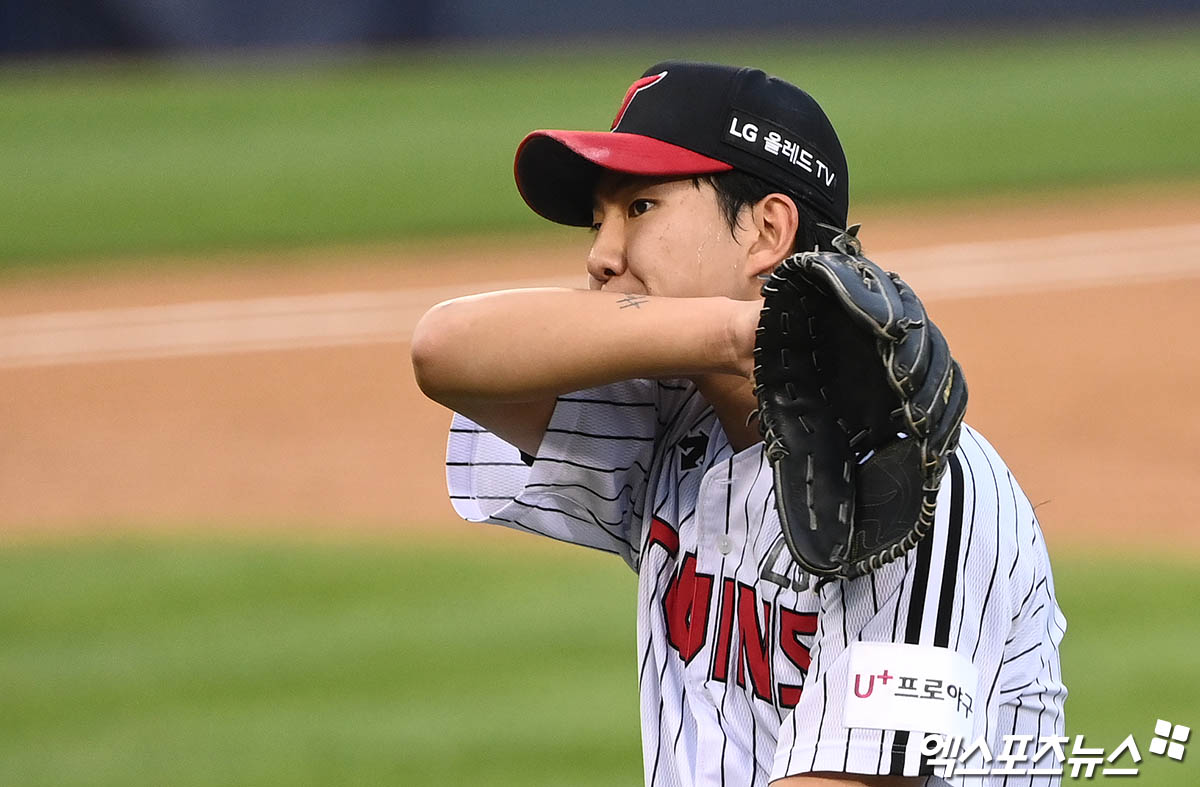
left=891, top=459, right=957, bottom=776
left=904, top=508, right=936, bottom=645
left=889, top=732, right=909, bottom=776
left=952, top=445, right=980, bottom=651
left=934, top=454, right=966, bottom=648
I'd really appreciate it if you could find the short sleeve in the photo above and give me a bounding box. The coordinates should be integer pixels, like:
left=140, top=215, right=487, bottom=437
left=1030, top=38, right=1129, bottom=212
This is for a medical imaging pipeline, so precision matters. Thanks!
left=447, top=378, right=692, bottom=569
left=771, top=426, right=1067, bottom=784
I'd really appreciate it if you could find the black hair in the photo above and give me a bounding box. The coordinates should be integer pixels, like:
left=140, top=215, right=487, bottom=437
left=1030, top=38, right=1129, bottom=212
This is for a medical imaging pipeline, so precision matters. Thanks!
left=695, top=170, right=835, bottom=253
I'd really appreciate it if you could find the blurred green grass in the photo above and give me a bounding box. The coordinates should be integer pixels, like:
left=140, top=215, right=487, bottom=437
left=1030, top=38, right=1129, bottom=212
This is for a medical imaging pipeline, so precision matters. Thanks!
left=1, top=25, right=1198, bottom=268
left=0, top=535, right=1195, bottom=786
left=0, top=536, right=640, bottom=786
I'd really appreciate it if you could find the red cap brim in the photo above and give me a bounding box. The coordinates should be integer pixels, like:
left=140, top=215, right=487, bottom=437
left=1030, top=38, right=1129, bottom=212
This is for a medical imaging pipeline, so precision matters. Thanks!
left=514, top=130, right=733, bottom=227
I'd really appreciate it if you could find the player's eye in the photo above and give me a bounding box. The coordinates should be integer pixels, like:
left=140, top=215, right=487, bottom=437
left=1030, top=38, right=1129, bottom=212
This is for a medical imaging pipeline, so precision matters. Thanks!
left=589, top=220, right=602, bottom=233
left=628, top=199, right=653, bottom=218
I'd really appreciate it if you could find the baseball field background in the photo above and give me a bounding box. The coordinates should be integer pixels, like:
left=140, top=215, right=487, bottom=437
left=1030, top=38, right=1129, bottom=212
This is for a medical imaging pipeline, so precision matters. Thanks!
left=3, top=23, right=1199, bottom=785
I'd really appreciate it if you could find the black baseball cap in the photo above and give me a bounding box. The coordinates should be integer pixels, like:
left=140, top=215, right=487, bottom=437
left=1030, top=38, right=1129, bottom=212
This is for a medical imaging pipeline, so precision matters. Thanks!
left=514, top=61, right=849, bottom=230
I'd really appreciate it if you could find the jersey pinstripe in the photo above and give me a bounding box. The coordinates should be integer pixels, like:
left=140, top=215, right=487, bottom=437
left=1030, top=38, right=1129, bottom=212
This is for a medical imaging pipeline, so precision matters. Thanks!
left=445, top=379, right=1067, bottom=786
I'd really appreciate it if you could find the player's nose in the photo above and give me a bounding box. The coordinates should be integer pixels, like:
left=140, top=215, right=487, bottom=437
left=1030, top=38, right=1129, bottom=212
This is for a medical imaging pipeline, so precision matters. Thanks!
left=586, top=222, right=628, bottom=286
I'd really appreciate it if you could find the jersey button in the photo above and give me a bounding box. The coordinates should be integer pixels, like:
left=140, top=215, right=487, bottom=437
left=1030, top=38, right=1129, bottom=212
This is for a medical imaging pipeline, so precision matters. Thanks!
left=717, top=535, right=733, bottom=555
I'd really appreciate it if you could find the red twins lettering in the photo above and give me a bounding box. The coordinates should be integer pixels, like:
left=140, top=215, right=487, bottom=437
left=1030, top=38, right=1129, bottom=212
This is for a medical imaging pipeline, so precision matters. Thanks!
left=662, top=553, right=714, bottom=663
left=652, top=519, right=817, bottom=706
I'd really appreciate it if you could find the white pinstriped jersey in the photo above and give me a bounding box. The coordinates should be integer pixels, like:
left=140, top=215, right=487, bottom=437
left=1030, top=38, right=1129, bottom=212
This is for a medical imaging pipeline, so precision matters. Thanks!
left=446, top=378, right=1067, bottom=786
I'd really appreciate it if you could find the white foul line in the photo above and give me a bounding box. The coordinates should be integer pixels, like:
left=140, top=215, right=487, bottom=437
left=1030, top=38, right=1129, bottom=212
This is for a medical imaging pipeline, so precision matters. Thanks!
left=2, top=223, right=1199, bottom=369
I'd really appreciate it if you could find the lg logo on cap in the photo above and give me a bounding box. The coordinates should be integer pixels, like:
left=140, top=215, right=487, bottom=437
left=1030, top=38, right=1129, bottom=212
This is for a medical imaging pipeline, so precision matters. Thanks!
left=728, top=116, right=759, bottom=143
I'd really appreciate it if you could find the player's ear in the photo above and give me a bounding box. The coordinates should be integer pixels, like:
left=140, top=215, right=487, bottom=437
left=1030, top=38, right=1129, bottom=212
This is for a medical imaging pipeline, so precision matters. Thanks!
left=744, top=193, right=799, bottom=279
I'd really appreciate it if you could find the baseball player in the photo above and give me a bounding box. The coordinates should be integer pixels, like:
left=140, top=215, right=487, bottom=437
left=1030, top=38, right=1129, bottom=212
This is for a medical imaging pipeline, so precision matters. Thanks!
left=412, top=61, right=1067, bottom=786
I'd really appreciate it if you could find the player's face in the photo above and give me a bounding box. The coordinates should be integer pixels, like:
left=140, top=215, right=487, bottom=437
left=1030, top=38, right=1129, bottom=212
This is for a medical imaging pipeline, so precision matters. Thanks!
left=587, top=173, right=758, bottom=299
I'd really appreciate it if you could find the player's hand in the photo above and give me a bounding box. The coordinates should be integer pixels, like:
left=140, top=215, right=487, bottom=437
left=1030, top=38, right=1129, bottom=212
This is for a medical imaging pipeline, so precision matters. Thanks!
left=727, top=297, right=764, bottom=379
left=687, top=297, right=767, bottom=452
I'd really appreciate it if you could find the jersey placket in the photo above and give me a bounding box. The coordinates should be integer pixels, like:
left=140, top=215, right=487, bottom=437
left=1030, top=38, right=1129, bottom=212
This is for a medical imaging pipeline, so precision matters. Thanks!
left=689, top=454, right=752, bottom=781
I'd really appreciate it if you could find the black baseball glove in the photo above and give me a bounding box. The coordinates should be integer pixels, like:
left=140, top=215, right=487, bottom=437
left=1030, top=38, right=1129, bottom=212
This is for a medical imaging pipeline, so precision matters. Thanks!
left=753, top=226, right=967, bottom=580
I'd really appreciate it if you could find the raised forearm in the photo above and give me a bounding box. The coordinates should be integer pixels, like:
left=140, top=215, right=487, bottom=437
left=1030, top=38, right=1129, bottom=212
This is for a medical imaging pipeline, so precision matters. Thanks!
left=411, top=287, right=754, bottom=404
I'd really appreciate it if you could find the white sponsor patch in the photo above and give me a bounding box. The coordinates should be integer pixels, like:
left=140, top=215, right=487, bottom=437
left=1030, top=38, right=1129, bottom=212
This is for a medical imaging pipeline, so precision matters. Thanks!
left=843, top=642, right=978, bottom=738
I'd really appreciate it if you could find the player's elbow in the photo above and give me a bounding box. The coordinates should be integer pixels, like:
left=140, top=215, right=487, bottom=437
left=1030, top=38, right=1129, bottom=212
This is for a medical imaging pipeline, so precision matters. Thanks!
left=410, top=299, right=466, bottom=404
